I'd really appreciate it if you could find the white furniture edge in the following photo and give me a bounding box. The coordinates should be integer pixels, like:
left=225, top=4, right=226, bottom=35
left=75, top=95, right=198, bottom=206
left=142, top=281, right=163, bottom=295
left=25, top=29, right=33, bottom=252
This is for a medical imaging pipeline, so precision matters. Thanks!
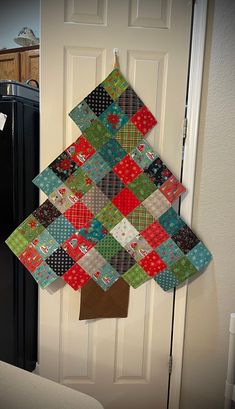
left=169, top=0, right=208, bottom=408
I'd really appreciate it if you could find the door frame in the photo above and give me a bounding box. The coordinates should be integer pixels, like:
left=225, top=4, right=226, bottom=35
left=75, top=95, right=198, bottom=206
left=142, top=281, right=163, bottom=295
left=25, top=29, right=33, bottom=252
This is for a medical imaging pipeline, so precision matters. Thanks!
left=169, top=0, right=208, bottom=407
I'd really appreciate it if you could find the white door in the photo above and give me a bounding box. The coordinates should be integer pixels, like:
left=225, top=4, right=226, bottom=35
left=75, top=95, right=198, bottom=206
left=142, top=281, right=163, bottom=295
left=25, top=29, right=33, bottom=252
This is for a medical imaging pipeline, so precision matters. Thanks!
left=39, top=1, right=192, bottom=408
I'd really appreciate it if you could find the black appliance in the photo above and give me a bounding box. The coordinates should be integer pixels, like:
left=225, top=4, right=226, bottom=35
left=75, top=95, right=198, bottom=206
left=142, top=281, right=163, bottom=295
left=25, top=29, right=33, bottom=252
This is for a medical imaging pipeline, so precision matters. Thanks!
left=0, top=81, right=39, bottom=371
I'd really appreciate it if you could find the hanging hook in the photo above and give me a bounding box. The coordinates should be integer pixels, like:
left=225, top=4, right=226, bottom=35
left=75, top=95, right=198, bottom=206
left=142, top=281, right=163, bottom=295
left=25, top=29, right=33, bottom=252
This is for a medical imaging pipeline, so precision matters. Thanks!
left=113, top=48, right=120, bottom=69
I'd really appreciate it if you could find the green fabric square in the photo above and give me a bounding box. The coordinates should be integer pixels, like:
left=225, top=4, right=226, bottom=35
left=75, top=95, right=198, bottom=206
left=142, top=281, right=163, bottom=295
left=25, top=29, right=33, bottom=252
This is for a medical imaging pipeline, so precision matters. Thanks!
left=64, top=168, right=93, bottom=196
left=128, top=173, right=157, bottom=201
left=96, top=202, right=123, bottom=231
left=154, top=268, right=180, bottom=291
left=95, top=234, right=122, bottom=260
left=5, top=229, right=29, bottom=257
left=115, top=122, right=142, bottom=152
left=83, top=120, right=112, bottom=149
left=122, top=264, right=150, bottom=288
left=171, top=256, right=197, bottom=282
left=102, top=68, right=128, bottom=100
left=127, top=205, right=154, bottom=231
left=18, top=214, right=45, bottom=242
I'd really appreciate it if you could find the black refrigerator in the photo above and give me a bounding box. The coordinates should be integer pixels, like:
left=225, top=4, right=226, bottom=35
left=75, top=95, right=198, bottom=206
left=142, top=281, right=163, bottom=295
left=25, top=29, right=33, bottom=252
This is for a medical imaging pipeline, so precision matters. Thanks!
left=0, top=81, right=39, bottom=371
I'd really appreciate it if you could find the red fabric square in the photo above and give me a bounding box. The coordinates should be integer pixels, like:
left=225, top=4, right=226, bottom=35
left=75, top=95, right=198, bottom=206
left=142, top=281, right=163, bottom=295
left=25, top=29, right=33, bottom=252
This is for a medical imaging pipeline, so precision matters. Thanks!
left=61, top=233, right=94, bottom=261
left=141, top=220, right=169, bottom=248
left=19, top=244, right=42, bottom=272
left=139, top=250, right=166, bottom=276
left=159, top=175, right=186, bottom=204
left=66, top=135, right=96, bottom=166
left=62, top=263, right=91, bottom=290
left=113, top=154, right=142, bottom=184
left=130, top=106, right=157, bottom=136
left=64, top=201, right=93, bottom=229
left=112, top=187, right=140, bottom=216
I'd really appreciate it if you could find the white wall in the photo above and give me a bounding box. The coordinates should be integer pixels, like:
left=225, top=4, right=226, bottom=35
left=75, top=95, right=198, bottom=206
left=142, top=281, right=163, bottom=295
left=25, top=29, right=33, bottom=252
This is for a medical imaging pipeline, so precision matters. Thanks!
left=180, top=0, right=235, bottom=407
left=0, top=0, right=40, bottom=50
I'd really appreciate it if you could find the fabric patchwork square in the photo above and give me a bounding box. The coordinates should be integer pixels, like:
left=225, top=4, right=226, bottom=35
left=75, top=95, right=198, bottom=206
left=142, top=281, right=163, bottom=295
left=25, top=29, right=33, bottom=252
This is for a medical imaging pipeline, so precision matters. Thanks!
left=49, top=151, right=79, bottom=182
left=32, top=167, right=62, bottom=196
left=130, top=140, right=157, bottom=169
left=144, top=157, right=172, bottom=188
left=116, top=86, right=144, bottom=118
left=101, top=68, right=128, bottom=100
left=125, top=235, right=152, bottom=261
left=187, top=242, right=212, bottom=271
left=142, top=189, right=171, bottom=219
left=128, top=173, right=157, bottom=201
left=62, top=263, right=91, bottom=291
left=127, top=204, right=154, bottom=231
left=155, top=238, right=184, bottom=267
left=83, top=120, right=112, bottom=149
left=18, top=214, right=44, bottom=241
left=141, top=220, right=169, bottom=248
left=109, top=249, right=135, bottom=274
left=139, top=250, right=166, bottom=277
left=171, top=257, right=197, bottom=282
left=82, top=152, right=111, bottom=183
left=66, top=135, right=96, bottom=166
left=45, top=247, right=75, bottom=276
left=64, top=201, right=93, bottom=229
left=110, top=218, right=139, bottom=247
left=69, top=100, right=98, bottom=132
left=94, top=234, right=122, bottom=260
left=19, top=244, right=42, bottom=272
left=113, top=154, right=142, bottom=184
left=92, top=263, right=120, bottom=291
left=62, top=232, right=94, bottom=261
left=79, top=218, right=107, bottom=244
left=78, top=248, right=107, bottom=276
left=33, top=200, right=61, bottom=228
left=160, top=175, right=186, bottom=204
left=84, top=84, right=114, bottom=117
left=112, top=187, right=140, bottom=216
left=47, top=215, right=76, bottom=244
left=64, top=168, right=93, bottom=198
left=32, top=261, right=58, bottom=289
left=122, top=264, right=150, bottom=289
left=32, top=230, right=59, bottom=259
left=172, top=225, right=200, bottom=254
left=158, top=207, right=186, bottom=236
left=80, top=185, right=110, bottom=215
left=5, top=229, right=29, bottom=257
left=97, top=170, right=124, bottom=200
left=130, top=106, right=157, bottom=136
left=98, top=138, right=127, bottom=167
left=154, top=268, right=180, bottom=291
left=115, top=122, right=142, bottom=153
left=48, top=184, right=78, bottom=213
left=96, top=202, right=123, bottom=231
left=99, top=103, right=129, bottom=135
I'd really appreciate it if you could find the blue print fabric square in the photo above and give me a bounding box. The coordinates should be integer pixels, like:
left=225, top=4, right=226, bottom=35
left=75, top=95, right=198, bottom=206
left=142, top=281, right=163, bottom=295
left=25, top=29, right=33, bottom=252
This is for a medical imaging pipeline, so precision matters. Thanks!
left=99, top=103, right=129, bottom=135
left=92, top=263, right=120, bottom=291
left=69, top=100, right=98, bottom=132
left=98, top=139, right=127, bottom=167
left=33, top=167, right=62, bottom=196
left=47, top=215, right=76, bottom=244
left=187, top=242, right=212, bottom=271
left=82, top=152, right=111, bottom=183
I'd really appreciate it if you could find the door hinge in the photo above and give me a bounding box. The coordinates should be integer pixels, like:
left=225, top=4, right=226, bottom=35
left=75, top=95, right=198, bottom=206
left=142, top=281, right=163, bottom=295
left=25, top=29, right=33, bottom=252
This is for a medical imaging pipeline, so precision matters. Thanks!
left=168, top=355, right=173, bottom=374
left=183, top=117, right=188, bottom=142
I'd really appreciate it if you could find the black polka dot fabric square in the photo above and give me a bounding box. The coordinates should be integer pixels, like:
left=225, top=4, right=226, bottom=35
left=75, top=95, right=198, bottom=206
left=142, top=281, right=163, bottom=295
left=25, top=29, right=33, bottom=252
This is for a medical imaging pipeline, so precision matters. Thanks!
left=116, top=86, right=144, bottom=118
left=45, top=247, right=75, bottom=276
left=33, top=200, right=61, bottom=228
left=109, top=249, right=136, bottom=274
left=85, top=84, right=114, bottom=117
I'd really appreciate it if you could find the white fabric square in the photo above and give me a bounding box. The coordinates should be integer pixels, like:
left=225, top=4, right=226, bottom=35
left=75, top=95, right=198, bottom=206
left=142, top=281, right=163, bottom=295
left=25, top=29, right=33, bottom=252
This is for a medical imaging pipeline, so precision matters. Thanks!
left=110, top=218, right=139, bottom=247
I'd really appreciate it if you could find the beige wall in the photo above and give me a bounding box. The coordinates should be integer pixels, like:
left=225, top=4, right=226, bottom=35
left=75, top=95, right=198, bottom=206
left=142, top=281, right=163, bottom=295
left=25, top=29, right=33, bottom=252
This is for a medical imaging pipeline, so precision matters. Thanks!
left=180, top=0, right=235, bottom=408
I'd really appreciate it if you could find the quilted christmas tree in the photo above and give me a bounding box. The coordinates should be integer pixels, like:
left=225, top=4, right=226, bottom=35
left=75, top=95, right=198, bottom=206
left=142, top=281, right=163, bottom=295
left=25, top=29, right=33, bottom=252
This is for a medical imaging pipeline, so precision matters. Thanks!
left=6, top=68, right=212, bottom=294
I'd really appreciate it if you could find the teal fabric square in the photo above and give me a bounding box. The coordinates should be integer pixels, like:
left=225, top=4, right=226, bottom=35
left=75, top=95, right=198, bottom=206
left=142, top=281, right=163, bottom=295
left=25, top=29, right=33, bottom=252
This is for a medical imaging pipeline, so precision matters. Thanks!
left=92, top=263, right=120, bottom=291
left=98, top=139, right=127, bottom=167
left=154, top=268, right=180, bottom=291
left=158, top=207, right=186, bottom=236
left=187, top=242, right=212, bottom=271
left=33, top=230, right=60, bottom=259
left=99, top=102, right=129, bottom=135
left=130, top=140, right=157, bottom=169
left=33, top=167, right=62, bottom=196
left=69, top=100, right=98, bottom=132
left=79, top=218, right=107, bottom=243
left=155, top=238, right=184, bottom=267
left=32, top=261, right=58, bottom=289
left=47, top=215, right=76, bottom=244
left=82, top=152, right=111, bottom=183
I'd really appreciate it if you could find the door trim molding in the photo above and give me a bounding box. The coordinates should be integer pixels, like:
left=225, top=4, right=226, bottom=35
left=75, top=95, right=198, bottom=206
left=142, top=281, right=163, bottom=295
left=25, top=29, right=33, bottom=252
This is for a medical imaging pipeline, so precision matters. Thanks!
left=169, top=0, right=208, bottom=407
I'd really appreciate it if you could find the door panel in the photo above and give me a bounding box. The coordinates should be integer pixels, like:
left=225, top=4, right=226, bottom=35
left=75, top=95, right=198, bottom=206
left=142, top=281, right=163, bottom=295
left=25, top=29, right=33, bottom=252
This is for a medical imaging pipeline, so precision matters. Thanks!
left=40, top=1, right=192, bottom=408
